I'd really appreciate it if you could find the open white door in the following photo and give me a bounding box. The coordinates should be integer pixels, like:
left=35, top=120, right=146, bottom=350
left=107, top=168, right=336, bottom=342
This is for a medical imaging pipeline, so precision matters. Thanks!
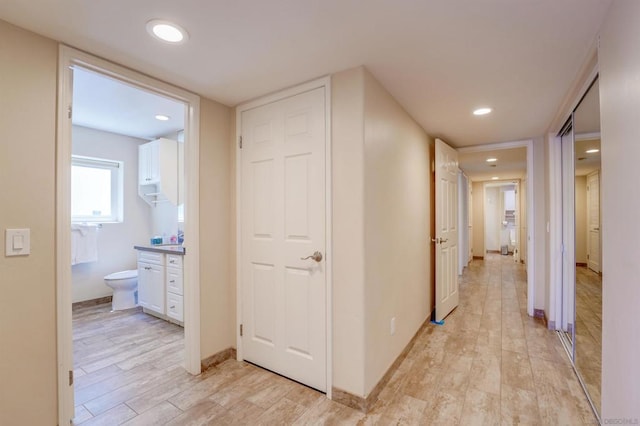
left=435, top=138, right=459, bottom=322
left=587, top=170, right=601, bottom=273
left=240, top=86, right=327, bottom=392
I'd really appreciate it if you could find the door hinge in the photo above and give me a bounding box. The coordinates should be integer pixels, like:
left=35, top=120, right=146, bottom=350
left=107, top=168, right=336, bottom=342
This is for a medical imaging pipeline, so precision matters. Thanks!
left=240, top=324, right=243, bottom=337
left=68, top=105, right=72, bottom=119
left=239, top=136, right=243, bottom=149
left=68, top=370, right=73, bottom=386
left=587, top=254, right=590, bottom=259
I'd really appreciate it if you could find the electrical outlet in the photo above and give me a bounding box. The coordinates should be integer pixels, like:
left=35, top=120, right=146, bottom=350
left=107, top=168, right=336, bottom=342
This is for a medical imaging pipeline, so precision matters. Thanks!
left=390, top=317, right=396, bottom=335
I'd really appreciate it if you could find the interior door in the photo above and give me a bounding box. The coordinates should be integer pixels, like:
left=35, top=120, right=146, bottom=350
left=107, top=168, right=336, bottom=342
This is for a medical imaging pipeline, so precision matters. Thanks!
left=587, top=170, right=601, bottom=273
left=240, top=87, right=326, bottom=392
left=435, top=138, right=459, bottom=322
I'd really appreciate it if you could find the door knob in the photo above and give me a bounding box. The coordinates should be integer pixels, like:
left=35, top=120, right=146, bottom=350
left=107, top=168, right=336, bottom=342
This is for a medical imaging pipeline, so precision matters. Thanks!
left=431, top=237, right=449, bottom=244
left=301, top=251, right=323, bottom=262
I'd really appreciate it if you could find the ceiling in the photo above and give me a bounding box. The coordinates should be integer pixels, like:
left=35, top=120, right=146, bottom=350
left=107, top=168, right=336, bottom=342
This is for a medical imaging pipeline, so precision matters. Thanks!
left=0, top=1, right=611, bottom=148
left=73, top=67, right=185, bottom=140
left=574, top=78, right=601, bottom=176
left=459, top=147, right=526, bottom=182
left=575, top=138, right=601, bottom=176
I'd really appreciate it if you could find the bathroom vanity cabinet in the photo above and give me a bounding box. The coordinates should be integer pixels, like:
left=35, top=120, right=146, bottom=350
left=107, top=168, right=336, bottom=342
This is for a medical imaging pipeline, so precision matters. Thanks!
left=136, top=247, right=184, bottom=325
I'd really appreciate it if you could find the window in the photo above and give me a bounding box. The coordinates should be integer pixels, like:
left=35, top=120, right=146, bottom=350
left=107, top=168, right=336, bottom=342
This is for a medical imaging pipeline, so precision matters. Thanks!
left=71, top=155, right=123, bottom=223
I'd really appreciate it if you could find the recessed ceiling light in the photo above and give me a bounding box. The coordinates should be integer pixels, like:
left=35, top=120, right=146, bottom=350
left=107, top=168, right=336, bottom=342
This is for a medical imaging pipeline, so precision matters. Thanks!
left=586, top=149, right=600, bottom=153
left=486, top=158, right=497, bottom=162
left=491, top=176, right=499, bottom=180
left=155, top=114, right=170, bottom=121
left=146, top=20, right=188, bottom=44
left=473, top=107, right=492, bottom=116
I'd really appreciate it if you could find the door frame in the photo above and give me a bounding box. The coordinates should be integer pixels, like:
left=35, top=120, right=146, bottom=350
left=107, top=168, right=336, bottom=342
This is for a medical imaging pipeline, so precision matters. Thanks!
left=548, top=63, right=599, bottom=331
left=56, top=46, right=201, bottom=425
left=586, top=170, right=601, bottom=273
left=457, top=139, right=535, bottom=316
left=235, top=76, right=333, bottom=398
left=457, top=170, right=469, bottom=275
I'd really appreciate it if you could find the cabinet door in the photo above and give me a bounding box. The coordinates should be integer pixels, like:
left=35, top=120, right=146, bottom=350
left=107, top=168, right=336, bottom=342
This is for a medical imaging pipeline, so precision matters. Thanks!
left=138, top=262, right=165, bottom=314
left=148, top=141, right=160, bottom=183
left=139, top=141, right=160, bottom=185
left=139, top=143, right=151, bottom=184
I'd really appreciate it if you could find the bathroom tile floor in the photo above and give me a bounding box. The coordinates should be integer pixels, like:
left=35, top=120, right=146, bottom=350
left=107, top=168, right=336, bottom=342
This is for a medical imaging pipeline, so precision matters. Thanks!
left=72, top=254, right=596, bottom=425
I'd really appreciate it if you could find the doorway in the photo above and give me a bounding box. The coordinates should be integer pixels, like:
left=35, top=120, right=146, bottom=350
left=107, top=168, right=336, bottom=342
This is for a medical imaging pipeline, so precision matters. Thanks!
left=458, top=141, right=535, bottom=316
left=483, top=182, right=520, bottom=260
left=56, top=46, right=201, bottom=425
left=235, top=78, right=332, bottom=394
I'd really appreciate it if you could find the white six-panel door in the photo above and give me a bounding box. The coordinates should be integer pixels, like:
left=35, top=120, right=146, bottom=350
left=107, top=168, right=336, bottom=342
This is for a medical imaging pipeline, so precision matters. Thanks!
left=435, top=138, right=459, bottom=322
left=240, top=87, right=327, bottom=392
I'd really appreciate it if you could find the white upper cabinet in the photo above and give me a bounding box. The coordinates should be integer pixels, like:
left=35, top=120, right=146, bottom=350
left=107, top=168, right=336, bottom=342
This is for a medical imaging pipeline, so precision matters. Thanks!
left=138, top=138, right=178, bottom=206
left=138, top=141, right=160, bottom=185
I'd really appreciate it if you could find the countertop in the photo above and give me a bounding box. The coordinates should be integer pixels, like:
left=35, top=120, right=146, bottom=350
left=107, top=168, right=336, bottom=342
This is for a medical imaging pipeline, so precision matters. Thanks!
left=134, top=244, right=186, bottom=255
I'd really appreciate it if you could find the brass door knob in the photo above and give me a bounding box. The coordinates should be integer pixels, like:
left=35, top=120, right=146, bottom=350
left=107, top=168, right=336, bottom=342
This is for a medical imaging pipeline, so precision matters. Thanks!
left=301, top=251, right=323, bottom=262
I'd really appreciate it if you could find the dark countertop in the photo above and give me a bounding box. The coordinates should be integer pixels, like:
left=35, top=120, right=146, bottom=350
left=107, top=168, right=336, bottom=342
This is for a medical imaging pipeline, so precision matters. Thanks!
left=134, top=245, right=186, bottom=255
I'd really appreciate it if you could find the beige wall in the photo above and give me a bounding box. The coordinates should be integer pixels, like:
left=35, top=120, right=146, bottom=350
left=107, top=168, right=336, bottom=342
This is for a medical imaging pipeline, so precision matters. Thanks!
left=0, top=20, right=234, bottom=424
left=599, top=0, right=640, bottom=418
left=472, top=181, right=485, bottom=257
left=0, top=19, right=58, bottom=425
left=330, top=67, right=432, bottom=397
left=362, top=69, right=431, bottom=395
left=198, top=98, right=235, bottom=360
left=484, top=186, right=501, bottom=251
left=331, top=67, right=367, bottom=395
left=574, top=175, right=587, bottom=264
left=532, top=137, right=546, bottom=312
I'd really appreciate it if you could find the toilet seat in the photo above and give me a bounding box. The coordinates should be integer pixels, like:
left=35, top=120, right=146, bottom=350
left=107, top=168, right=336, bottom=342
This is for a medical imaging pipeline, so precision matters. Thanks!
left=105, top=270, right=138, bottom=280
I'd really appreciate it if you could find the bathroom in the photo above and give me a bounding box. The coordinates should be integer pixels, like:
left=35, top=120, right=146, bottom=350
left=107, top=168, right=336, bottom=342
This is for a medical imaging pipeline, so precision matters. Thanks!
left=70, top=66, right=186, bottom=323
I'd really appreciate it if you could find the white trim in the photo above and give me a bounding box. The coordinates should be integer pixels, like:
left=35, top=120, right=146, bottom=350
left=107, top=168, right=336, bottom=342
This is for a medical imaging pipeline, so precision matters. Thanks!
left=235, top=76, right=333, bottom=396
left=324, top=78, right=333, bottom=400
left=549, top=134, right=563, bottom=330
left=547, top=61, right=599, bottom=331
left=560, top=128, right=576, bottom=339
left=457, top=139, right=535, bottom=316
left=457, top=139, right=533, bottom=154
left=575, top=131, right=601, bottom=141
left=56, top=45, right=74, bottom=426
left=56, top=46, right=201, bottom=426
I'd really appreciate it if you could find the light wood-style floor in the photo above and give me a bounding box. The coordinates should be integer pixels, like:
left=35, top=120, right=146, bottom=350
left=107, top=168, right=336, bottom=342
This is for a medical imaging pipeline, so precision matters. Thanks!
left=72, top=254, right=595, bottom=425
left=575, top=265, right=602, bottom=414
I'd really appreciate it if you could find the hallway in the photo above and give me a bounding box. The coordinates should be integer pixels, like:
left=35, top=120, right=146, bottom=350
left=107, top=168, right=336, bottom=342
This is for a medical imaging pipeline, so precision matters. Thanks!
left=72, top=255, right=595, bottom=425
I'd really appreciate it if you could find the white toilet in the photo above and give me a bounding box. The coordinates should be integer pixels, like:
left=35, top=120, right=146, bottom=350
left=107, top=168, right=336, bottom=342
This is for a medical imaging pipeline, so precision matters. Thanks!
left=104, top=270, right=138, bottom=311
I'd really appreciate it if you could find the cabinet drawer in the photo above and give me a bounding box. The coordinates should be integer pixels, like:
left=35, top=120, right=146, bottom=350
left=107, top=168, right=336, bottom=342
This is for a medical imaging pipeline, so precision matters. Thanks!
left=166, top=292, right=183, bottom=322
left=166, top=267, right=183, bottom=295
left=137, top=250, right=164, bottom=265
left=166, top=254, right=183, bottom=268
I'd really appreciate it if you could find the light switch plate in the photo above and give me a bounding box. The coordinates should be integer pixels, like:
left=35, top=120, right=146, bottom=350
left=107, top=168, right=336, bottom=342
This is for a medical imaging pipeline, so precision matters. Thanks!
left=5, top=229, right=30, bottom=256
